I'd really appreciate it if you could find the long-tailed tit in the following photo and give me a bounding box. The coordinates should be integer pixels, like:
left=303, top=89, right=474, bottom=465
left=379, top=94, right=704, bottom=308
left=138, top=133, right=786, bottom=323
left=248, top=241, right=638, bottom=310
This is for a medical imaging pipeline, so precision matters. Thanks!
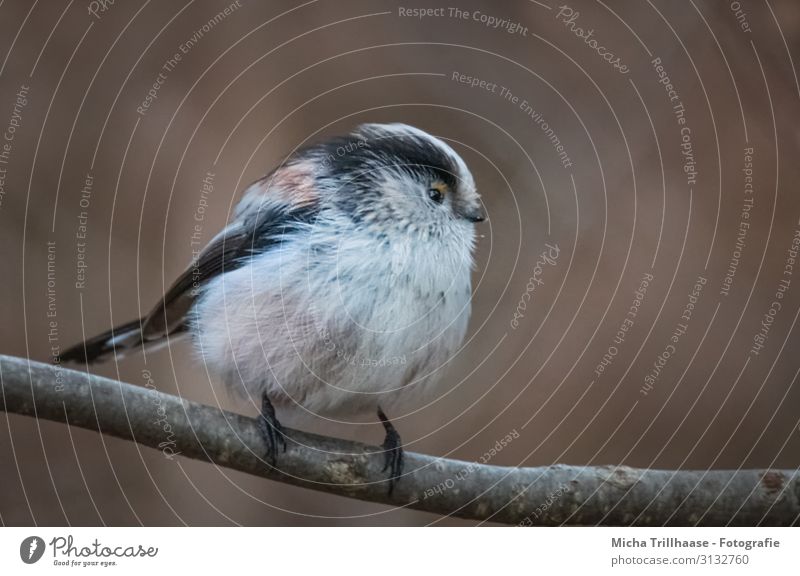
left=63, top=123, right=485, bottom=493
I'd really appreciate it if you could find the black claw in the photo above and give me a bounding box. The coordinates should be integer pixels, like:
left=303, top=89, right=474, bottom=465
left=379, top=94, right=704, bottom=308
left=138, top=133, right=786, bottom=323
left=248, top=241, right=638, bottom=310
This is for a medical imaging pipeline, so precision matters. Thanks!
left=257, top=393, right=286, bottom=466
left=378, top=406, right=404, bottom=496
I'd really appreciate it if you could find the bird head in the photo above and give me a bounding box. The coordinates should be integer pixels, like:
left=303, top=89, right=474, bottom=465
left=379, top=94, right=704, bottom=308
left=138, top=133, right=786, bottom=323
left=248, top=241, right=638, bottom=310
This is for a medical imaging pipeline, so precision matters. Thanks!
left=309, top=123, right=485, bottom=237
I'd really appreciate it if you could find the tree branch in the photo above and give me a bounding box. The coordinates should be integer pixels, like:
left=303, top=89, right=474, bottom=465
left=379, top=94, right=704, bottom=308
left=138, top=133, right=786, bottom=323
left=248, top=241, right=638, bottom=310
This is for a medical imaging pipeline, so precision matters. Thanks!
left=1, top=354, right=797, bottom=525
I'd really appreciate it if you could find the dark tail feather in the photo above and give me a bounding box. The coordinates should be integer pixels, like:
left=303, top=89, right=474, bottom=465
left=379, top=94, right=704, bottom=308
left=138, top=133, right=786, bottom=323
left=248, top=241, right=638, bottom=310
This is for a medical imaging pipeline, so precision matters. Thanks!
left=61, top=319, right=144, bottom=365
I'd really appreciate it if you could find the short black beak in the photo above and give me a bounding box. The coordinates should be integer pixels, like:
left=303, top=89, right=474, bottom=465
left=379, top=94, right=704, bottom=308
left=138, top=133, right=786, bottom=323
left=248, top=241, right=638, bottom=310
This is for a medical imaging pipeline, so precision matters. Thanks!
left=466, top=210, right=486, bottom=223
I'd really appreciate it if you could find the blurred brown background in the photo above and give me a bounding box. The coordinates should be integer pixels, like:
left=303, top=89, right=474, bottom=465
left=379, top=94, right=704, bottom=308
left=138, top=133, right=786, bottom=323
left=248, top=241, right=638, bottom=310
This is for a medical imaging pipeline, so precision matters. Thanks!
left=1, top=0, right=799, bottom=525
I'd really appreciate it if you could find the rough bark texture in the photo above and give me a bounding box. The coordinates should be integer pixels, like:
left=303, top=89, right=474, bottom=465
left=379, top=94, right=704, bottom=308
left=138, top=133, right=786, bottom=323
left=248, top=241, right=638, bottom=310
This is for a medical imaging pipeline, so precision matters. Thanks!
left=1, top=355, right=798, bottom=525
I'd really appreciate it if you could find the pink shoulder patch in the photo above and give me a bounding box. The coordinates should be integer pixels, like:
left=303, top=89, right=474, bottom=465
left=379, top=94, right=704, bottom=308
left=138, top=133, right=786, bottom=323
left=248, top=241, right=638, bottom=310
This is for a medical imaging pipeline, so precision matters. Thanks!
left=267, top=160, right=319, bottom=207
left=235, top=160, right=319, bottom=220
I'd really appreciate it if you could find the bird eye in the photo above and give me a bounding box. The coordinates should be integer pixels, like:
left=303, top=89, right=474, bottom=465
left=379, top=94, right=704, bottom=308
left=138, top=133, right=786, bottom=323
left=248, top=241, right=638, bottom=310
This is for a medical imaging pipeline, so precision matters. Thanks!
left=427, top=187, right=444, bottom=204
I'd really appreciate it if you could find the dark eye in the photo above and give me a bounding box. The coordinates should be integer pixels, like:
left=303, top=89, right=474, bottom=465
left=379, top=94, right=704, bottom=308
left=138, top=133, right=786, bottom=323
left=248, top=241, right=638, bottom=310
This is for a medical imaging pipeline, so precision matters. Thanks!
left=427, top=188, right=444, bottom=204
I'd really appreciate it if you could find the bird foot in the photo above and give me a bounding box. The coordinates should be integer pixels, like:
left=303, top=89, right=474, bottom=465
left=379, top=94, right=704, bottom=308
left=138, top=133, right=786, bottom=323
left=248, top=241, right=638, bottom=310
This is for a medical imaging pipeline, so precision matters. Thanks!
left=257, top=392, right=286, bottom=466
left=378, top=406, right=404, bottom=496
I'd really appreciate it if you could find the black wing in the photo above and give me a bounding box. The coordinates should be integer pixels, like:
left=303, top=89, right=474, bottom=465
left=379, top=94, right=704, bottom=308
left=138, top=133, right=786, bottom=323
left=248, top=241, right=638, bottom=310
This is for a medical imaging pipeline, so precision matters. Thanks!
left=61, top=197, right=319, bottom=364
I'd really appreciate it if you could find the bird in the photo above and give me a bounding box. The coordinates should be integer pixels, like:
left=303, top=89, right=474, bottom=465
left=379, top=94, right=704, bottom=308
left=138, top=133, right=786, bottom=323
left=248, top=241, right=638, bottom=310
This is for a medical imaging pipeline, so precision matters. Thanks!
left=62, top=123, right=485, bottom=494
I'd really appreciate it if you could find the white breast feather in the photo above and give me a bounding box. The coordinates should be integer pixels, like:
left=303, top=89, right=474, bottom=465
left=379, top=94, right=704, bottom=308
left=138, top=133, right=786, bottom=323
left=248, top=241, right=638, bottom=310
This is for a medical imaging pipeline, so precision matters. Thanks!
left=192, top=214, right=475, bottom=421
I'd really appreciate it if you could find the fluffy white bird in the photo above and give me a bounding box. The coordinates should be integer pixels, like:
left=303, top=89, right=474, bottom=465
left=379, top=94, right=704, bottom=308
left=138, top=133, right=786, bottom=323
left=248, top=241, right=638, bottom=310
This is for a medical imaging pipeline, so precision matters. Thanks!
left=63, top=123, right=484, bottom=493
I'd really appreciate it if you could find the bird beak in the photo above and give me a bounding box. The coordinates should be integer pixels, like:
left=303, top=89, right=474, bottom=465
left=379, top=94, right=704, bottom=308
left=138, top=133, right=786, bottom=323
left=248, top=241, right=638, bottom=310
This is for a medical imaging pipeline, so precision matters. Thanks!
left=465, top=208, right=486, bottom=223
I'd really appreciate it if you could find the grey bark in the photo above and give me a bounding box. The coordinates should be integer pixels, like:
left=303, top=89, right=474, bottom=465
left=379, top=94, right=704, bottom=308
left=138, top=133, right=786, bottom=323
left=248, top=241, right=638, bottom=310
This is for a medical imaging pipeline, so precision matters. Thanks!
left=1, top=354, right=798, bottom=525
